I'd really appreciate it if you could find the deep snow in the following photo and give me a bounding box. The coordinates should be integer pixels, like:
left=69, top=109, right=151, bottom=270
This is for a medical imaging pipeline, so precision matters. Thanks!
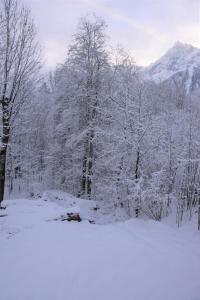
left=0, top=192, right=200, bottom=300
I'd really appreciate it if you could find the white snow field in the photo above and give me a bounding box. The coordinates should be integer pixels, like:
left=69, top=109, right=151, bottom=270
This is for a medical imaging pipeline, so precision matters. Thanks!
left=0, top=191, right=200, bottom=300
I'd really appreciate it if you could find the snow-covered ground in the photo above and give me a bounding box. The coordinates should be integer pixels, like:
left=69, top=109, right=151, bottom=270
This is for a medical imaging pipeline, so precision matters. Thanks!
left=0, top=191, right=200, bottom=300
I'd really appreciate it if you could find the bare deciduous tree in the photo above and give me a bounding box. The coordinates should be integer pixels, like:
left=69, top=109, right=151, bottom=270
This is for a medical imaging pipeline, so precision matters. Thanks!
left=67, top=15, right=108, bottom=198
left=0, top=0, right=40, bottom=207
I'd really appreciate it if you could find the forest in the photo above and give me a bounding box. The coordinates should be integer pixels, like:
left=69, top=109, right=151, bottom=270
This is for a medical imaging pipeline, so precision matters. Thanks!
left=0, top=1, right=200, bottom=300
left=0, top=0, right=200, bottom=229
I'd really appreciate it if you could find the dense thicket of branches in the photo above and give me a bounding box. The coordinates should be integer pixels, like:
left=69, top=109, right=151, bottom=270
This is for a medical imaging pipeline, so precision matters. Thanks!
left=0, top=0, right=40, bottom=207
left=2, top=13, right=200, bottom=228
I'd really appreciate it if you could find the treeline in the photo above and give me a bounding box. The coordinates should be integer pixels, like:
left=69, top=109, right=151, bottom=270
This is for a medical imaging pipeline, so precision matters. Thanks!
left=0, top=0, right=40, bottom=207
left=0, top=5, right=200, bottom=228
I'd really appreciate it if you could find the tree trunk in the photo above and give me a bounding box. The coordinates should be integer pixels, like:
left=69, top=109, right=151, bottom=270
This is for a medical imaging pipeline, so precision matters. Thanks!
left=81, top=130, right=94, bottom=198
left=135, top=149, right=140, bottom=218
left=0, top=97, right=10, bottom=206
left=0, top=148, right=7, bottom=206
left=198, top=196, right=200, bottom=231
left=135, top=149, right=140, bottom=180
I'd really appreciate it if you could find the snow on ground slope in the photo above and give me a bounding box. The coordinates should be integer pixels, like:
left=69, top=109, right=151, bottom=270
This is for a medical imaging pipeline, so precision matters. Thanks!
left=0, top=193, right=200, bottom=300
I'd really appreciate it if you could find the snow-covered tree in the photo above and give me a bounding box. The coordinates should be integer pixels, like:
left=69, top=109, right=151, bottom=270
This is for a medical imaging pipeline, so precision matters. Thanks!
left=0, top=0, right=40, bottom=206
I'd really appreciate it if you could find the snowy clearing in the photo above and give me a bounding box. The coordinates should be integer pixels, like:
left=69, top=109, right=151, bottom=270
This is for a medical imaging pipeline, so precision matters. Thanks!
left=0, top=193, right=200, bottom=300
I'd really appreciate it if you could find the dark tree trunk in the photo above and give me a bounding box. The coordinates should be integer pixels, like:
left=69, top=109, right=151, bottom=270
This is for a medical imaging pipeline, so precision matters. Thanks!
left=81, top=130, right=94, bottom=198
left=0, top=97, right=10, bottom=207
left=135, top=149, right=140, bottom=180
left=198, top=196, right=200, bottom=231
left=135, top=149, right=140, bottom=218
left=0, top=148, right=7, bottom=207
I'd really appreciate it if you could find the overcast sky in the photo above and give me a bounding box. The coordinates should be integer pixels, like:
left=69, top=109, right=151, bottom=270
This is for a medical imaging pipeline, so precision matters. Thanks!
left=24, top=0, right=200, bottom=69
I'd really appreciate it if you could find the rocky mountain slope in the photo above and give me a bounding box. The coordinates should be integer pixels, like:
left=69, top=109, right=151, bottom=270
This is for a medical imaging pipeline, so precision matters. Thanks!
left=144, top=41, right=200, bottom=93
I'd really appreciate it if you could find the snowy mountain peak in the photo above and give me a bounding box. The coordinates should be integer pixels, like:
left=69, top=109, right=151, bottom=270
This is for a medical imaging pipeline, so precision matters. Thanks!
left=145, top=42, right=200, bottom=93
left=164, top=41, right=200, bottom=63
left=171, top=41, right=194, bottom=51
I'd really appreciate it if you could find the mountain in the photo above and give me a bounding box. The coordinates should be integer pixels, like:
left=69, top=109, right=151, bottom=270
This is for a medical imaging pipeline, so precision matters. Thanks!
left=144, top=42, right=200, bottom=93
